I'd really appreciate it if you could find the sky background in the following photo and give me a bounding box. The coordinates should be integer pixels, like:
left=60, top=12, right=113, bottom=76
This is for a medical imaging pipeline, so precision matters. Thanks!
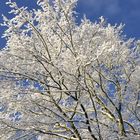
left=0, top=0, right=140, bottom=49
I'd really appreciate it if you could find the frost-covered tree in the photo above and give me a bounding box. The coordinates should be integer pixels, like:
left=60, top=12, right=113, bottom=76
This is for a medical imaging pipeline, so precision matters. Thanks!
left=0, top=0, right=140, bottom=139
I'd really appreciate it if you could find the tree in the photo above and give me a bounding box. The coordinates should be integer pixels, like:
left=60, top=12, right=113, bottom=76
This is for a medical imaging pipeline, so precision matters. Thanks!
left=0, top=0, right=140, bottom=139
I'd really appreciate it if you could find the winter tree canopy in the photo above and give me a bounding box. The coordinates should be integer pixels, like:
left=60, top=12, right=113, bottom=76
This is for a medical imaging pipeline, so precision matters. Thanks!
left=0, top=0, right=140, bottom=139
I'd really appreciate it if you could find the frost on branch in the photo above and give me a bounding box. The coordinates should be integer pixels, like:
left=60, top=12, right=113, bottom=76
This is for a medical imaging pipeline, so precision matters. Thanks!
left=0, top=0, right=140, bottom=140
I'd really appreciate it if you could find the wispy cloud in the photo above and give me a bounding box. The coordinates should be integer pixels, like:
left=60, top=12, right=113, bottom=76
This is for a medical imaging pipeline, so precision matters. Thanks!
left=77, top=0, right=121, bottom=16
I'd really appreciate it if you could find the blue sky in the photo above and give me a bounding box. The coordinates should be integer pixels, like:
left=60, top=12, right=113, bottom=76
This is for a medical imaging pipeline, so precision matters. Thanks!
left=0, top=0, right=140, bottom=49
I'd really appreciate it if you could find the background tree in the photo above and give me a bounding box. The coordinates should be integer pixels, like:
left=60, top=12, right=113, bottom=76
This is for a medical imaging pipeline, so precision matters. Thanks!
left=0, top=0, right=140, bottom=139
